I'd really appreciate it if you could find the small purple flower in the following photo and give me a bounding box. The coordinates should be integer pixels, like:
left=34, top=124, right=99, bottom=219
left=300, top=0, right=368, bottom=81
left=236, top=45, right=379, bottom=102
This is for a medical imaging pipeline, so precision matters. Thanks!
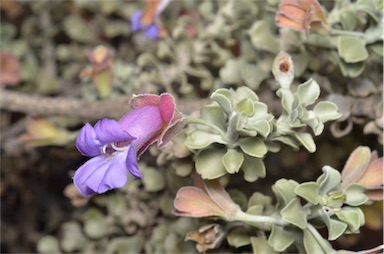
left=131, top=10, right=160, bottom=39
left=130, top=0, right=170, bottom=39
left=74, top=93, right=185, bottom=196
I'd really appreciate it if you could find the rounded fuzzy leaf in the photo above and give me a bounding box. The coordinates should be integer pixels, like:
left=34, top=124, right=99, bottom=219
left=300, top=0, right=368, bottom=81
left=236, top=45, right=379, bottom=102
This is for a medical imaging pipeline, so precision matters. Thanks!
left=335, top=207, right=365, bottom=232
left=236, top=98, right=255, bottom=116
left=248, top=20, right=278, bottom=54
left=251, top=237, right=278, bottom=254
left=294, top=132, right=316, bottom=153
left=303, top=228, right=334, bottom=254
left=336, top=55, right=366, bottom=78
left=37, top=236, right=61, bottom=254
left=196, top=148, right=227, bottom=179
left=340, top=10, right=358, bottom=31
left=268, top=225, right=295, bottom=252
left=276, top=88, right=294, bottom=113
left=234, top=86, right=259, bottom=102
left=142, top=168, right=166, bottom=192
left=313, top=101, right=342, bottom=123
left=338, top=36, right=369, bottom=63
left=201, top=105, right=226, bottom=129
left=211, top=89, right=233, bottom=115
left=272, top=179, right=299, bottom=208
left=107, top=236, right=144, bottom=254
left=295, top=182, right=320, bottom=205
left=227, top=228, right=251, bottom=248
left=242, top=155, right=266, bottom=182
left=317, top=166, right=342, bottom=196
left=325, top=217, right=348, bottom=241
left=60, top=222, right=86, bottom=252
left=82, top=208, right=107, bottom=239
left=281, top=198, right=307, bottom=229
left=219, top=59, right=241, bottom=84
left=344, top=184, right=368, bottom=206
left=238, top=137, right=267, bottom=158
left=185, top=130, right=226, bottom=149
left=252, top=120, right=271, bottom=137
left=222, top=149, right=244, bottom=174
left=296, top=79, right=320, bottom=107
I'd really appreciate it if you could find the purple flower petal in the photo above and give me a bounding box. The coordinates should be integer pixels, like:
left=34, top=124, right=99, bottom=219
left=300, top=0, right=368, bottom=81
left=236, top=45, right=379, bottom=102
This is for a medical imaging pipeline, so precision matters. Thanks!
left=76, top=123, right=102, bottom=157
left=126, top=145, right=142, bottom=178
left=120, top=106, right=163, bottom=151
left=73, top=152, right=128, bottom=196
left=130, top=10, right=143, bottom=32
left=144, top=24, right=159, bottom=39
left=94, top=119, right=136, bottom=144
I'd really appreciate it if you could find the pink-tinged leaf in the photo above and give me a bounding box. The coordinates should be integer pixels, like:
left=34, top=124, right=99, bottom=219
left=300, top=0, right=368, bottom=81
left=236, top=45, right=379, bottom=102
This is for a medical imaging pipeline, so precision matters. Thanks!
left=204, top=180, right=239, bottom=219
left=341, top=146, right=371, bottom=188
left=279, top=4, right=306, bottom=23
left=358, top=158, right=383, bottom=188
left=159, top=93, right=175, bottom=123
left=130, top=94, right=160, bottom=108
left=173, top=187, right=226, bottom=218
left=369, top=150, right=379, bottom=162
left=365, top=189, right=383, bottom=202
left=275, top=14, right=305, bottom=32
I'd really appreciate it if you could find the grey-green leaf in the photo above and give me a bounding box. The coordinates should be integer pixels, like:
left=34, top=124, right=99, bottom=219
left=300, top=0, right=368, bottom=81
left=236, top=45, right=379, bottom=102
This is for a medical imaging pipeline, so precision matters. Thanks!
left=338, top=36, right=369, bottom=63
left=242, top=155, right=266, bottom=182
left=344, top=183, right=369, bottom=206
left=303, top=228, right=335, bottom=254
left=211, top=89, right=233, bottom=115
left=222, top=149, right=244, bottom=174
left=251, top=237, right=278, bottom=254
left=295, top=182, right=320, bottom=205
left=238, top=137, right=268, bottom=158
left=296, top=79, right=320, bottom=107
left=268, top=225, right=295, bottom=252
left=196, top=148, right=227, bottom=179
left=82, top=208, right=107, bottom=239
left=294, top=132, right=316, bottom=153
left=317, top=166, right=341, bottom=196
left=313, top=101, right=342, bottom=123
left=281, top=198, right=307, bottom=229
left=37, top=236, right=61, bottom=254
left=185, top=130, right=226, bottom=149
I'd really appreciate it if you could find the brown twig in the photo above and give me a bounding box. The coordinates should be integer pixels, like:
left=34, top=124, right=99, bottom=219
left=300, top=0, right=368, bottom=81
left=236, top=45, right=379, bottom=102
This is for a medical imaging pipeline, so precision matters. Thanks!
left=0, top=89, right=211, bottom=120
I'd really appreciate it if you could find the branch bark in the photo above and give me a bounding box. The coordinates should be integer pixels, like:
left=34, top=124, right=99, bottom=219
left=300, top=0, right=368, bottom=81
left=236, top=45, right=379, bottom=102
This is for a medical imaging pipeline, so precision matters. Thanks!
left=0, top=89, right=210, bottom=120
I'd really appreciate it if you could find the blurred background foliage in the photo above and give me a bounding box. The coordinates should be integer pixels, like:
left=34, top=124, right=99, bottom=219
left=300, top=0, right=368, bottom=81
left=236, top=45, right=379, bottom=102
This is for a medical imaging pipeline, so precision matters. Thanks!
left=0, top=0, right=382, bottom=253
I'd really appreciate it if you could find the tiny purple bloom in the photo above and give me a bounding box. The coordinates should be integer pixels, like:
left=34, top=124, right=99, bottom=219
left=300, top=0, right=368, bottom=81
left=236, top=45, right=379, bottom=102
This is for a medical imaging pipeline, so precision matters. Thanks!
left=74, top=93, right=185, bottom=196
left=130, top=10, right=160, bottom=39
left=130, top=0, right=170, bottom=39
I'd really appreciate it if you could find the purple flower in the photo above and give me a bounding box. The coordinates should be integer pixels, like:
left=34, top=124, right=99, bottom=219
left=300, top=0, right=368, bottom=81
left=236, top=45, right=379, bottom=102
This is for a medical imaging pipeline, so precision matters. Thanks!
left=131, top=10, right=160, bottom=39
left=130, top=0, right=171, bottom=39
left=74, top=93, right=185, bottom=196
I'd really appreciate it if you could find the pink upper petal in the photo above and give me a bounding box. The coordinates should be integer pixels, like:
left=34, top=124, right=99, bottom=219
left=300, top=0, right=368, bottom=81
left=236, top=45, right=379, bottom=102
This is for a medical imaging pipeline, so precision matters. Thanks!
left=129, top=94, right=160, bottom=108
left=159, top=93, right=175, bottom=123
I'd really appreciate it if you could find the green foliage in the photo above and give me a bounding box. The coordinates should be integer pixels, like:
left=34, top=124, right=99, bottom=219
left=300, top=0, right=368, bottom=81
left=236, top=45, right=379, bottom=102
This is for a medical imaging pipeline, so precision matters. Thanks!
left=186, top=72, right=341, bottom=180
left=3, top=0, right=380, bottom=253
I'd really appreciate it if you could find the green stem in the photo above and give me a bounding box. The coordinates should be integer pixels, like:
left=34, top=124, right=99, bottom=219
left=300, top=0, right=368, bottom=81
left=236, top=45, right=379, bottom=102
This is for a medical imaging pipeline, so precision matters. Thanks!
left=235, top=210, right=288, bottom=227
left=186, top=116, right=227, bottom=139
